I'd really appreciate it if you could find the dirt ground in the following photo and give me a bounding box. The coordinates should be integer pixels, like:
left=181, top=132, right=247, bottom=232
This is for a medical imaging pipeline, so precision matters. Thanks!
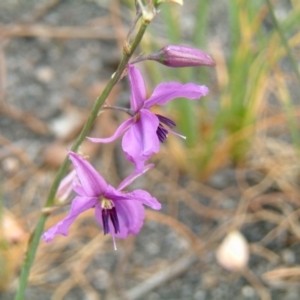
left=1, top=1, right=300, bottom=300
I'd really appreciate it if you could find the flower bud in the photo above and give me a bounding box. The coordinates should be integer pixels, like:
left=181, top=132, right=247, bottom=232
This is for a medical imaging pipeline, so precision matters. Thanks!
left=55, top=170, right=77, bottom=203
left=147, top=45, right=216, bottom=68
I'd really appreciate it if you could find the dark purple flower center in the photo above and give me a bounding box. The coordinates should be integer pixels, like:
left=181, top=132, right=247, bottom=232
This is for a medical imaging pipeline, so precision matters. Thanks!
left=101, top=199, right=120, bottom=235
left=155, top=114, right=176, bottom=143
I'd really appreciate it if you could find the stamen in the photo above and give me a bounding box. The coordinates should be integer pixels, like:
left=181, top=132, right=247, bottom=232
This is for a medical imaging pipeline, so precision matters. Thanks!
left=155, top=114, right=185, bottom=143
left=101, top=198, right=114, bottom=209
left=156, top=125, right=169, bottom=142
left=101, top=199, right=120, bottom=235
left=112, top=235, right=117, bottom=251
left=110, top=207, right=120, bottom=234
left=156, top=114, right=176, bottom=128
left=101, top=209, right=110, bottom=235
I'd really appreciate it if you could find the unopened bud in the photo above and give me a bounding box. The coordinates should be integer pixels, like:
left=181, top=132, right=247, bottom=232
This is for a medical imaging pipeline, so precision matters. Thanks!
left=55, top=170, right=77, bottom=203
left=147, top=45, right=216, bottom=68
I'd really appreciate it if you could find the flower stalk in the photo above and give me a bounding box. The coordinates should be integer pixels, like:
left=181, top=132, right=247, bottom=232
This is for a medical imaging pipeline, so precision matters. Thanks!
left=14, top=21, right=149, bottom=300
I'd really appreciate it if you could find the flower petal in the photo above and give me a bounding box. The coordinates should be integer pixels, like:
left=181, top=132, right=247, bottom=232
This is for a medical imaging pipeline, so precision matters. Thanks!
left=115, top=201, right=145, bottom=238
left=144, top=82, right=209, bottom=108
left=117, top=163, right=154, bottom=191
left=104, top=186, right=161, bottom=210
left=42, top=196, right=97, bottom=242
left=73, top=184, right=85, bottom=196
left=122, top=109, right=159, bottom=167
left=69, top=151, right=108, bottom=197
left=128, top=64, right=146, bottom=112
left=94, top=201, right=145, bottom=238
left=87, top=118, right=135, bottom=144
left=55, top=170, right=77, bottom=203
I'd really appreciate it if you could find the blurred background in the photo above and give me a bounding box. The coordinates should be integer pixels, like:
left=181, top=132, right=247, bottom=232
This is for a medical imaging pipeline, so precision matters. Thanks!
left=1, top=0, right=300, bottom=299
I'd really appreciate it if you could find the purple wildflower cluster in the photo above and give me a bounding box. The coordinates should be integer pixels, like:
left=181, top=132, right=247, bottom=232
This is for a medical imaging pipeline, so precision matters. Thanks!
left=43, top=45, right=215, bottom=246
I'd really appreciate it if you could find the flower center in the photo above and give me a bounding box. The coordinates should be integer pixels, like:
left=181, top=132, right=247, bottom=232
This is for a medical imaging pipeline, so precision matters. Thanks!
left=155, top=114, right=176, bottom=143
left=101, top=198, right=120, bottom=235
left=134, top=112, right=140, bottom=122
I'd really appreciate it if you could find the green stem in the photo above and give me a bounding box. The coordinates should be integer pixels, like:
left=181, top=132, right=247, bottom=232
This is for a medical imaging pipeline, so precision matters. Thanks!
left=14, top=21, right=148, bottom=300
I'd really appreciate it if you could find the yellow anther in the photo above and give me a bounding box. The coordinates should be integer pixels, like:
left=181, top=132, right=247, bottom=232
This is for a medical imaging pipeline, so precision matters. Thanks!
left=101, top=198, right=114, bottom=210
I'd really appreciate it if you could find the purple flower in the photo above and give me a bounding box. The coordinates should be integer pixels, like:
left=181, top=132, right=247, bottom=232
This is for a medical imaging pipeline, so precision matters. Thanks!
left=42, top=151, right=161, bottom=243
left=88, top=64, right=209, bottom=169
